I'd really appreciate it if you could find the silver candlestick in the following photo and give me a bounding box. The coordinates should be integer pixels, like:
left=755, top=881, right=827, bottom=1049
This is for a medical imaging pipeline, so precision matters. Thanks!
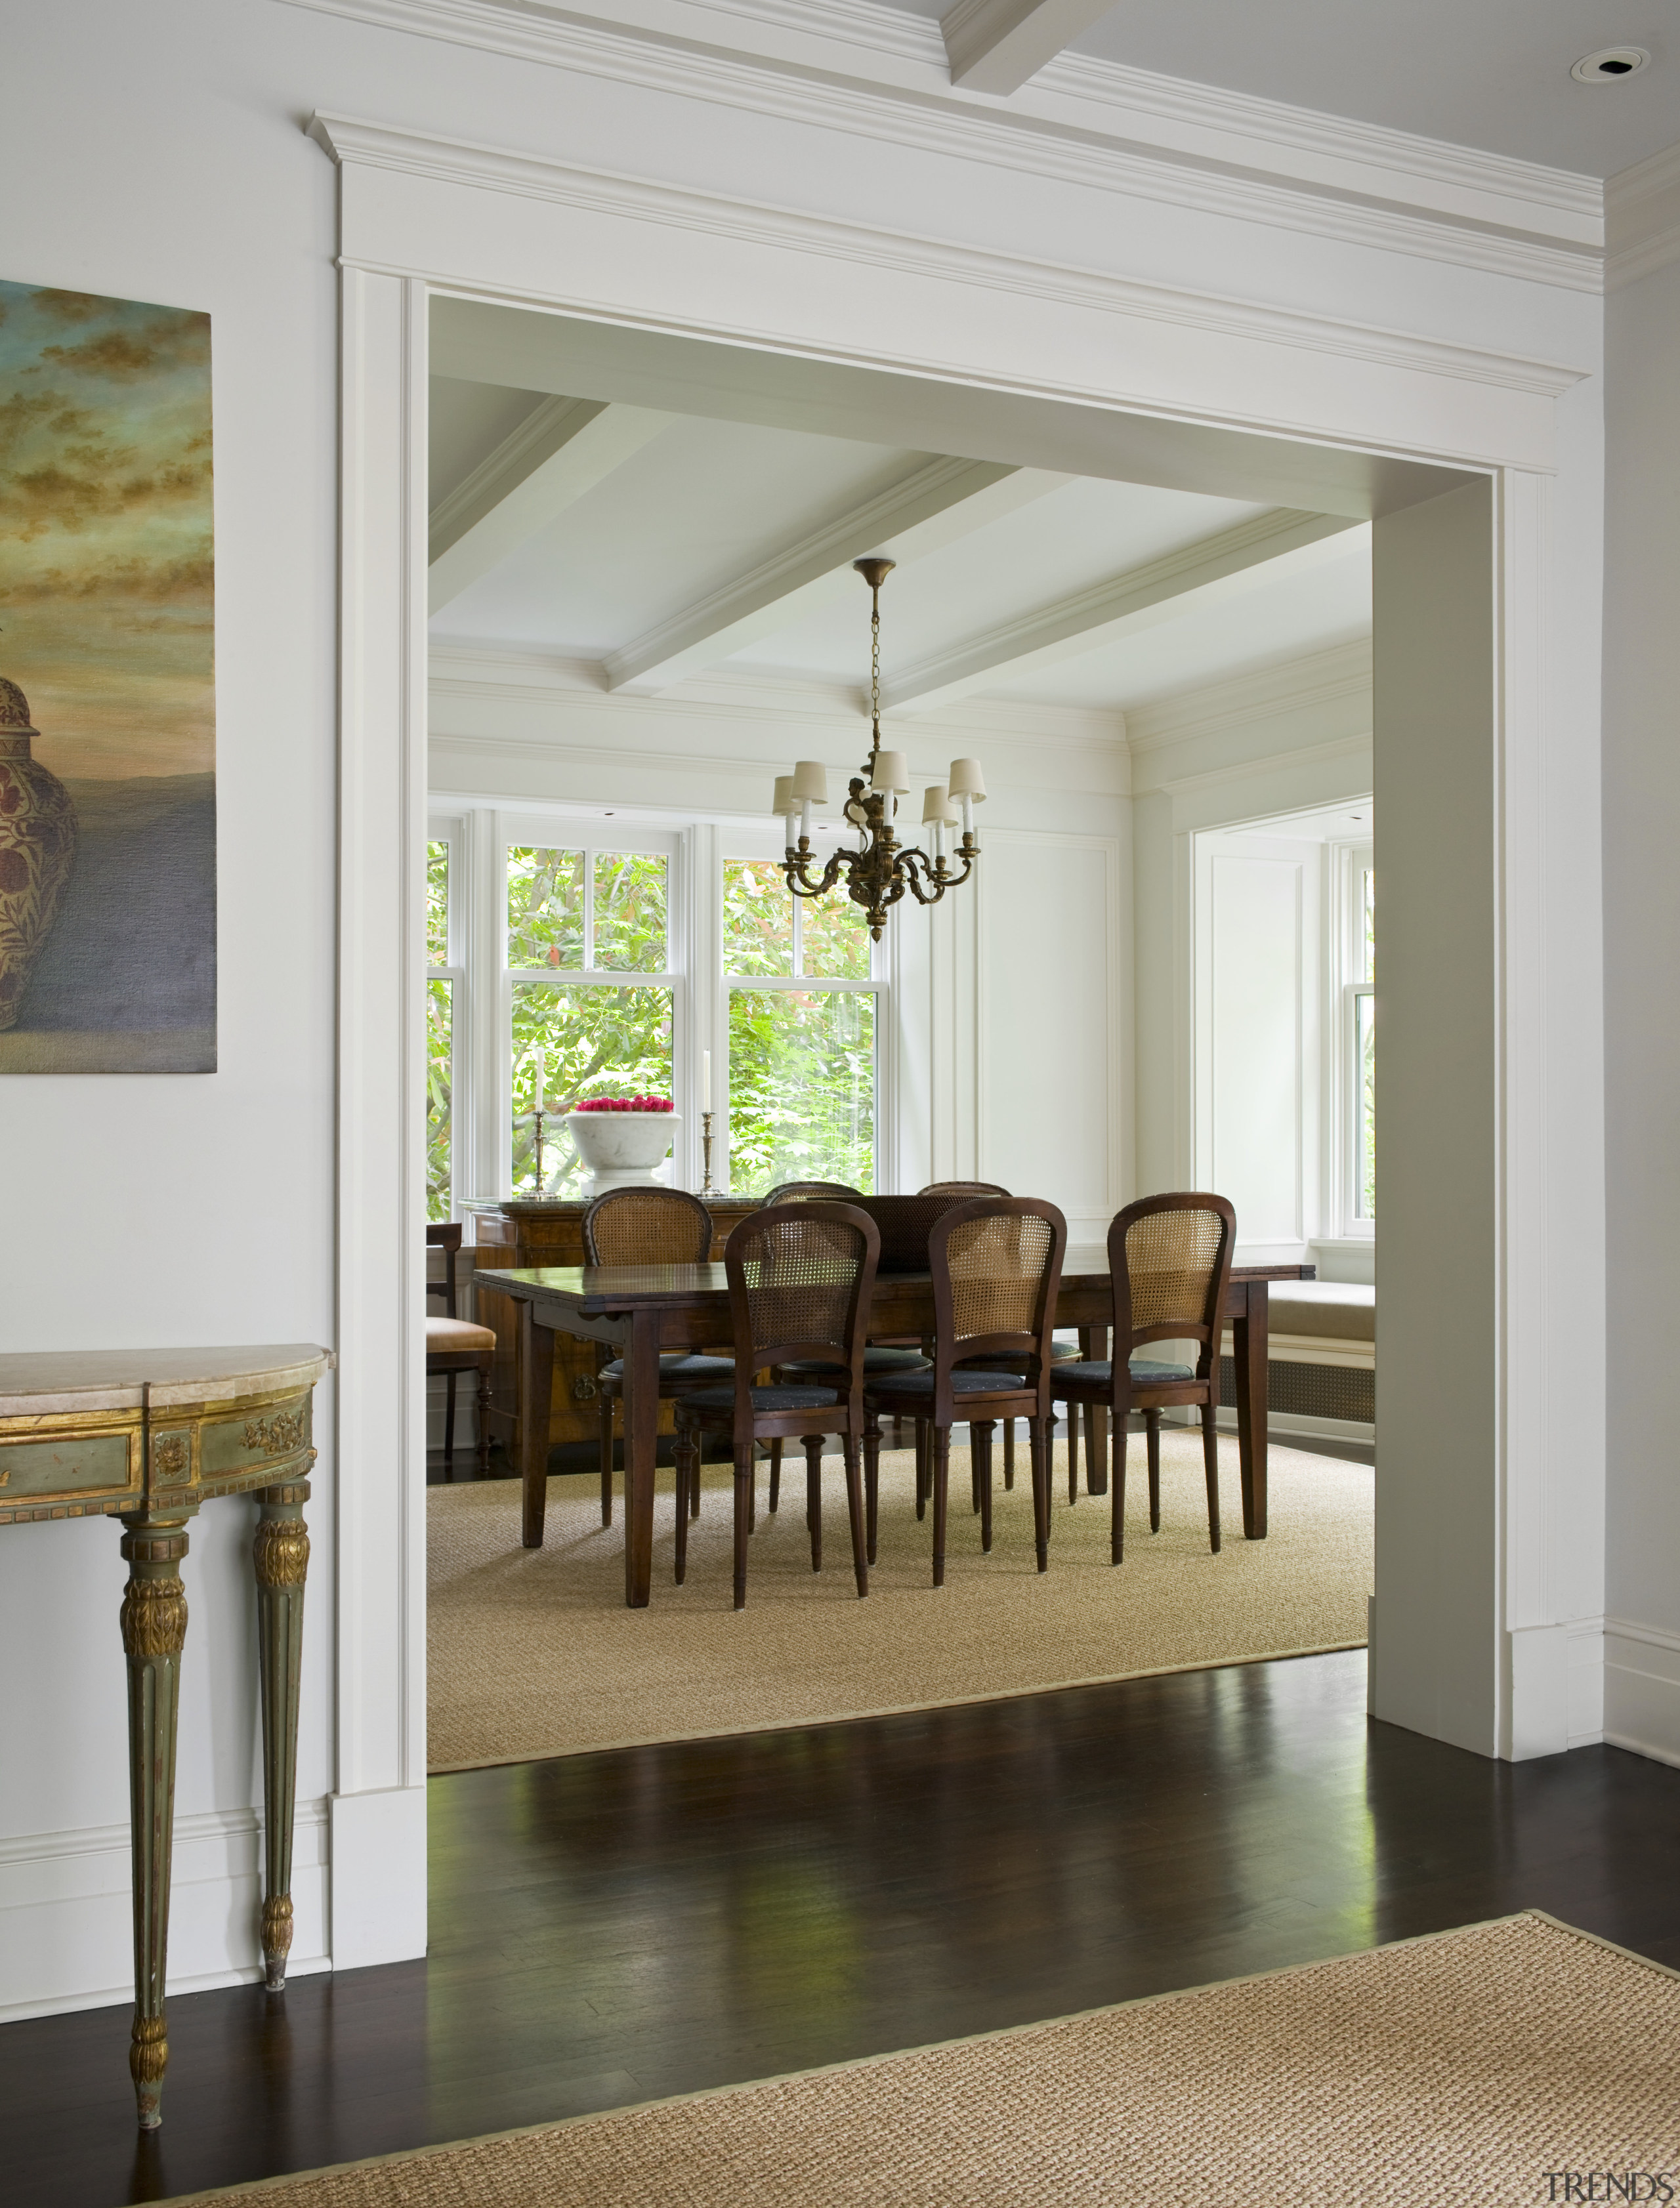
left=700, top=1110, right=717, bottom=1196
left=513, top=1104, right=558, bottom=1194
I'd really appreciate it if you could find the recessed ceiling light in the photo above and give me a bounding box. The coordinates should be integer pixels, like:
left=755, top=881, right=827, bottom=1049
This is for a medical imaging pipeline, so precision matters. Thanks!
left=1572, top=46, right=1650, bottom=83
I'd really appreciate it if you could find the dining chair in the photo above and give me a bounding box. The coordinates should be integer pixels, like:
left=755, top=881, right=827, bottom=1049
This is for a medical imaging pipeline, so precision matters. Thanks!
left=862, top=1198, right=1067, bottom=1585
left=763, top=1180, right=929, bottom=1502
left=761, top=1179, right=864, bottom=1202
left=917, top=1179, right=1011, bottom=1196
left=1051, top=1193, right=1237, bottom=1564
left=584, top=1186, right=735, bottom=1528
left=425, top=1222, right=495, bottom=1480
left=672, top=1202, right=881, bottom=1609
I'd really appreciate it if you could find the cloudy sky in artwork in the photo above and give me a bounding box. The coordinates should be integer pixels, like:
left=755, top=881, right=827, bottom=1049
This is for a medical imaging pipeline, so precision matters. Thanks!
left=0, top=281, right=213, bottom=780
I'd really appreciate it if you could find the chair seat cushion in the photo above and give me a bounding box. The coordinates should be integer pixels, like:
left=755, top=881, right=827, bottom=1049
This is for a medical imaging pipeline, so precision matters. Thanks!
left=599, top=1354, right=735, bottom=1381
left=681, top=1383, right=839, bottom=1411
left=781, top=1348, right=931, bottom=1377
left=1052, top=1357, right=1196, bottom=1390
left=426, top=1316, right=495, bottom=1354
left=865, top=1367, right=1027, bottom=1399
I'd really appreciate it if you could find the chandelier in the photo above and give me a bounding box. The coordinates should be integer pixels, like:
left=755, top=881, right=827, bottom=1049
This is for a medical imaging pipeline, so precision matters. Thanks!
left=776, top=558, right=985, bottom=940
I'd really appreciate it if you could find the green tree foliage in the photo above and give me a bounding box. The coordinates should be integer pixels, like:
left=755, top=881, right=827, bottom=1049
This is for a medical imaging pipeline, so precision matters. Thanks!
left=511, top=985, right=675, bottom=1196
left=727, top=989, right=874, bottom=1193
left=427, top=977, right=453, bottom=1221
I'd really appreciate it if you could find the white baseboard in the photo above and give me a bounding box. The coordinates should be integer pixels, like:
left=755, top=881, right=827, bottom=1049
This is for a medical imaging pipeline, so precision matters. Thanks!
left=1212, top=1405, right=1375, bottom=1446
left=0, top=1799, right=329, bottom=2022
left=1605, top=1616, right=1680, bottom=1767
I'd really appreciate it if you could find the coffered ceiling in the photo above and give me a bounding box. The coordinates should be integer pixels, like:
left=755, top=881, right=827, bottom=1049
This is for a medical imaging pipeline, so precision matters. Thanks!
left=429, top=375, right=1371, bottom=719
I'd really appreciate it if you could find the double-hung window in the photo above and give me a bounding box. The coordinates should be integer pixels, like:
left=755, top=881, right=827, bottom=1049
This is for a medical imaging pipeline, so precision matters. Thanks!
left=721, top=854, right=881, bottom=1193
left=505, top=835, right=681, bottom=1198
left=425, top=832, right=463, bottom=1221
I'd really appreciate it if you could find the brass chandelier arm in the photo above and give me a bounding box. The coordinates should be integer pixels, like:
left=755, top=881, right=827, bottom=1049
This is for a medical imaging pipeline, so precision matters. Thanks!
left=898, top=840, right=977, bottom=905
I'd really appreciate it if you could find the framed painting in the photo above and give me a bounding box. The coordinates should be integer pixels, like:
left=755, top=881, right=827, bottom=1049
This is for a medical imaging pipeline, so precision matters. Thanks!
left=0, top=279, right=215, bottom=1073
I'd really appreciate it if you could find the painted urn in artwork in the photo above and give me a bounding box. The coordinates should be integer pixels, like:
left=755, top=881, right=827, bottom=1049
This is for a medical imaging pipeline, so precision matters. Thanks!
left=0, top=678, right=78, bottom=1033
left=568, top=1096, right=681, bottom=1192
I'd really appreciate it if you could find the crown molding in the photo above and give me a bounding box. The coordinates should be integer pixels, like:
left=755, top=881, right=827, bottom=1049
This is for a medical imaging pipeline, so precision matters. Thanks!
left=312, top=114, right=1589, bottom=431
left=1125, top=636, right=1371, bottom=760
left=427, top=640, right=1130, bottom=755
left=284, top=0, right=1603, bottom=291
left=1605, top=140, right=1680, bottom=291
left=1154, top=729, right=1370, bottom=802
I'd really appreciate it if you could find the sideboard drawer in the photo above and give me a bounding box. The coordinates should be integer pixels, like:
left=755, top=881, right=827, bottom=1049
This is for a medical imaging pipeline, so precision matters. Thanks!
left=198, top=1395, right=312, bottom=1482
left=0, top=1429, right=138, bottom=1504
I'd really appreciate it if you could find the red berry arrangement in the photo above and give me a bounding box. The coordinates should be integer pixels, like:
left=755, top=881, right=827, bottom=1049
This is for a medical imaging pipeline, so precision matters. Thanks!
left=572, top=1095, right=673, bottom=1112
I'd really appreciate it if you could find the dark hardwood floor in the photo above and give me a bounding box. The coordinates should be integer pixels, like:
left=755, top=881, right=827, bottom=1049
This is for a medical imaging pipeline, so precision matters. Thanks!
left=7, top=1648, right=1680, bottom=2207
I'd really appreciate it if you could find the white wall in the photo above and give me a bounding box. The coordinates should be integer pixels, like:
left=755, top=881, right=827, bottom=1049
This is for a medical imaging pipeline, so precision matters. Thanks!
left=1, top=0, right=1625, bottom=2022
left=1603, top=158, right=1680, bottom=1766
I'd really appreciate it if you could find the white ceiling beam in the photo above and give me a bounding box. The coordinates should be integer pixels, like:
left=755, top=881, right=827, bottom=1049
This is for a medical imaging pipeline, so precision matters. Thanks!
left=942, top=0, right=1123, bottom=96
left=604, top=459, right=1071, bottom=695
left=428, top=398, right=672, bottom=615
left=881, top=510, right=1367, bottom=713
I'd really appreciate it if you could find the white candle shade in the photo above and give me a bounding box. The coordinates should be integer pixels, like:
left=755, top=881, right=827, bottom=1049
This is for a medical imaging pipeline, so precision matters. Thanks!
left=791, top=760, right=829, bottom=804
left=772, top=774, right=794, bottom=817
left=870, top=750, right=910, bottom=793
left=921, top=783, right=959, bottom=823
left=947, top=757, right=987, bottom=801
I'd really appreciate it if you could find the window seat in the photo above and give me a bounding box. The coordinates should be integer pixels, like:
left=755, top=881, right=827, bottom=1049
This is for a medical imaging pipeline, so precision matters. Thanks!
left=1220, top=1280, right=1374, bottom=1432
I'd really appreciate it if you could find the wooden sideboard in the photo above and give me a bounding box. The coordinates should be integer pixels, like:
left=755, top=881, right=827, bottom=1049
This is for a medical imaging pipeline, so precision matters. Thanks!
left=465, top=1198, right=759, bottom=1465
left=0, top=1343, right=333, bottom=2129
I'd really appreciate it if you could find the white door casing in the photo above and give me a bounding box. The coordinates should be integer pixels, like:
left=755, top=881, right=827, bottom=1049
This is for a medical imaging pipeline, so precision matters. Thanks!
left=312, top=106, right=1603, bottom=1961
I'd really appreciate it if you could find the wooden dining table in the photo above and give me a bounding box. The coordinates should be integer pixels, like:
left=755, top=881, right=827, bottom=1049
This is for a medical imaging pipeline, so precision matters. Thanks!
left=474, top=1251, right=1312, bottom=1609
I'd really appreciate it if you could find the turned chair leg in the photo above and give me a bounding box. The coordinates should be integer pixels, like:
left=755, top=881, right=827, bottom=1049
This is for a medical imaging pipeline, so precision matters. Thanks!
left=598, top=1389, right=616, bottom=1526
left=1146, top=1409, right=1162, bottom=1532
left=841, top=1432, right=868, bottom=1598
left=443, top=1369, right=457, bottom=1478
left=1201, top=1400, right=1221, bottom=1552
left=931, top=1423, right=952, bottom=1588
left=1066, top=1400, right=1080, bottom=1505
left=475, top=1362, right=492, bottom=1480
left=915, top=1421, right=929, bottom=1519
left=768, top=1436, right=782, bottom=1513
left=1085, top=1402, right=1107, bottom=1496
left=675, top=1427, right=699, bottom=1584
left=1002, top=1417, right=1015, bottom=1490
left=862, top=1414, right=882, bottom=1566
left=1030, top=1416, right=1050, bottom=1573
left=803, top=1434, right=824, bottom=1572
left=1112, top=1411, right=1129, bottom=1566
left=732, top=1447, right=753, bottom=1610
left=972, top=1420, right=996, bottom=1552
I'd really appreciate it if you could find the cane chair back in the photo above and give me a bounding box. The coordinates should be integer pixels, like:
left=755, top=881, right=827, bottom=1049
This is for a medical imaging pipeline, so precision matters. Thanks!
left=726, top=1201, right=879, bottom=1381
left=918, top=1179, right=1011, bottom=1197
left=927, top=1199, right=1067, bottom=1422
left=761, top=1179, right=864, bottom=1204
left=1111, top=1193, right=1236, bottom=1377
left=583, top=1186, right=714, bottom=1266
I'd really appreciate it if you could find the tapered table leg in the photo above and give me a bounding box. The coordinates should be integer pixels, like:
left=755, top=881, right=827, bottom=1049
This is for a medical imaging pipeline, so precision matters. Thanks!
left=1232, top=1281, right=1269, bottom=1539
left=254, top=1478, right=310, bottom=1990
left=623, top=1306, right=662, bottom=1609
left=519, top=1299, right=556, bottom=1547
left=119, top=1506, right=196, bottom=2130
left=1079, top=1326, right=1109, bottom=1493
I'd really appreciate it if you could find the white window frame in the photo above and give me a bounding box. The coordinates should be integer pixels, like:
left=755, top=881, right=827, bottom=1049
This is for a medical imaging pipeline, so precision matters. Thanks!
left=499, top=817, right=688, bottom=1199
left=719, top=831, right=891, bottom=1195
left=1328, top=839, right=1376, bottom=1241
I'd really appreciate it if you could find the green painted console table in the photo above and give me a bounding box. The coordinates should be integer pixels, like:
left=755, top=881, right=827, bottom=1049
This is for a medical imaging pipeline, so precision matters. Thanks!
left=0, top=1343, right=333, bottom=2129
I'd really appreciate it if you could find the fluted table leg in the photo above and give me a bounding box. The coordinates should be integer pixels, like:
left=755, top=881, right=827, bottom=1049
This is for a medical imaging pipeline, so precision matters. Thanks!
left=119, top=1506, right=196, bottom=2131
left=255, top=1478, right=310, bottom=1991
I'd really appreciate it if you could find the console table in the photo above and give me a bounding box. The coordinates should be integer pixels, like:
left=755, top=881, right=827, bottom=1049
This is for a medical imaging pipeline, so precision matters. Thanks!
left=0, top=1343, right=333, bottom=2129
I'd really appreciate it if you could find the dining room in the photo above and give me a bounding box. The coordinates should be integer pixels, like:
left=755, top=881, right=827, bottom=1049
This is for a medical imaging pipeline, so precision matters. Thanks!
left=419, top=308, right=1383, bottom=1776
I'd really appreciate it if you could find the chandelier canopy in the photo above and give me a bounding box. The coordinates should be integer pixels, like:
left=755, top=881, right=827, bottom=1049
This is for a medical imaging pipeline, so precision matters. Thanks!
left=776, top=558, right=984, bottom=940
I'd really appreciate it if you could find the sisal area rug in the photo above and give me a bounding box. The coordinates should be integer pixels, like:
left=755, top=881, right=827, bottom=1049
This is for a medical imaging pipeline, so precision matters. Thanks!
left=183, top=1913, right=1679, bottom=2205
left=427, top=1431, right=1371, bottom=1769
